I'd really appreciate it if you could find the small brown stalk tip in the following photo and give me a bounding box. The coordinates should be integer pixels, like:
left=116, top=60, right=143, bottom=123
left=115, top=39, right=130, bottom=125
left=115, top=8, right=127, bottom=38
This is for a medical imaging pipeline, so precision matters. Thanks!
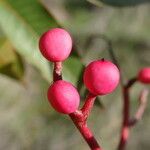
left=101, top=58, right=105, bottom=61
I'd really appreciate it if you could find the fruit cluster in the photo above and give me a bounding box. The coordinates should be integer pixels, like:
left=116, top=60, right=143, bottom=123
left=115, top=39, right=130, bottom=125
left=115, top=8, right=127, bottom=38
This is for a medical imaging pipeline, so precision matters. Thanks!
left=39, top=28, right=150, bottom=114
left=39, top=28, right=120, bottom=114
left=39, top=28, right=150, bottom=150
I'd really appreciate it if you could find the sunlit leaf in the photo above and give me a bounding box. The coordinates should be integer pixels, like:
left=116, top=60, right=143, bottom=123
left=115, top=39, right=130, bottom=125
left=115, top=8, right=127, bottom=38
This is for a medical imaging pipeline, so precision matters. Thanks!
left=0, top=40, right=24, bottom=80
left=0, top=0, right=59, bottom=81
left=0, top=0, right=83, bottom=85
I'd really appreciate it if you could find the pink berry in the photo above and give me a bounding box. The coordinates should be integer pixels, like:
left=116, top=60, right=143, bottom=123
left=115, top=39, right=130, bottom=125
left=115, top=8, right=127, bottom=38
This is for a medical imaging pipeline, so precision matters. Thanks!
left=83, top=59, right=120, bottom=95
left=39, top=28, right=72, bottom=62
left=138, top=67, right=150, bottom=84
left=47, top=80, right=80, bottom=114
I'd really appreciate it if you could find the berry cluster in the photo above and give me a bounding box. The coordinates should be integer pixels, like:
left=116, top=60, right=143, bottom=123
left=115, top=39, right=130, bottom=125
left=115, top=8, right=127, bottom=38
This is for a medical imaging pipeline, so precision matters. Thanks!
left=39, top=28, right=120, bottom=114
left=39, top=28, right=150, bottom=150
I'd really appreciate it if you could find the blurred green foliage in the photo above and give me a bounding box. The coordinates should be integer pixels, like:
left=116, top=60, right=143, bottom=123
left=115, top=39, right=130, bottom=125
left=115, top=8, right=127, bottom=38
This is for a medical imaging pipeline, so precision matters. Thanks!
left=0, top=39, right=24, bottom=80
left=0, top=0, right=150, bottom=150
left=99, top=0, right=149, bottom=6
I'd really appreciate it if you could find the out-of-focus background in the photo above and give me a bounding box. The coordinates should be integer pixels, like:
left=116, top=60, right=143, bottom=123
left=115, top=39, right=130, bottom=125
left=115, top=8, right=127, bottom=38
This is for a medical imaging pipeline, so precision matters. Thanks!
left=0, top=0, right=150, bottom=150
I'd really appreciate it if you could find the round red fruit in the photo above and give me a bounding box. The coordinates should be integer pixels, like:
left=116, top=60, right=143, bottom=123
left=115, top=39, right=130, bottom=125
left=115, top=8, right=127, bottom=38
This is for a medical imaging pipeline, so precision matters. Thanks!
left=39, top=28, right=72, bottom=62
left=47, top=80, right=80, bottom=114
left=83, top=59, right=120, bottom=95
left=138, top=67, right=150, bottom=84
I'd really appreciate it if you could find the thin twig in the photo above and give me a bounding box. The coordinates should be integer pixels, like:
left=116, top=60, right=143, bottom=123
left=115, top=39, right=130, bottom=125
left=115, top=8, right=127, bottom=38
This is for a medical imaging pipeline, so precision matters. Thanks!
left=118, top=87, right=130, bottom=150
left=81, top=93, right=96, bottom=117
left=117, top=77, right=137, bottom=150
left=118, top=78, right=148, bottom=150
left=69, top=93, right=102, bottom=150
left=125, top=78, right=137, bottom=89
left=70, top=112, right=102, bottom=150
left=53, top=62, right=62, bottom=81
left=129, top=89, right=149, bottom=127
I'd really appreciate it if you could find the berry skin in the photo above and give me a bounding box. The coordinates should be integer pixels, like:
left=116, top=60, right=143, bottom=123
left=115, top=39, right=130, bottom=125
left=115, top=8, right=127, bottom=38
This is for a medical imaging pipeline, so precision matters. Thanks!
left=39, top=28, right=72, bottom=62
left=138, top=68, right=150, bottom=84
left=47, top=80, right=80, bottom=114
left=83, top=59, right=120, bottom=95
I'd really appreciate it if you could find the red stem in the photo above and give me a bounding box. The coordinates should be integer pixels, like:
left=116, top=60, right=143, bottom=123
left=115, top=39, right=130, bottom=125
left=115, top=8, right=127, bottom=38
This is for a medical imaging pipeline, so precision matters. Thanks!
left=69, top=93, right=102, bottom=150
left=53, top=62, right=102, bottom=150
left=118, top=87, right=130, bottom=150
left=81, top=93, right=96, bottom=117
left=129, top=89, right=149, bottom=127
left=70, top=112, right=102, bottom=150
left=118, top=78, right=137, bottom=150
left=53, top=62, right=62, bottom=81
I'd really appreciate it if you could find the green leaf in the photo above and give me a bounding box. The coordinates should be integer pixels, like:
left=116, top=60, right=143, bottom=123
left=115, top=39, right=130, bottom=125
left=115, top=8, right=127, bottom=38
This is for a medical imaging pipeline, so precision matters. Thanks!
left=0, top=0, right=83, bottom=85
left=0, top=0, right=59, bottom=81
left=0, top=40, right=24, bottom=80
left=63, top=56, right=84, bottom=85
left=0, top=39, right=15, bottom=67
left=96, top=0, right=149, bottom=6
